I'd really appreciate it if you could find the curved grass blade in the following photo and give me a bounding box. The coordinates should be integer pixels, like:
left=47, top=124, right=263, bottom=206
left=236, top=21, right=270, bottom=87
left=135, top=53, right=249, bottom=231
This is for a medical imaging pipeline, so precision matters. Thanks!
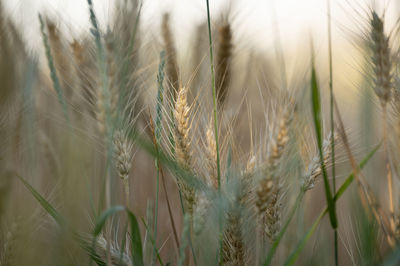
left=16, top=174, right=65, bottom=226
left=92, top=206, right=144, bottom=266
left=310, top=61, right=337, bottom=228
left=17, top=175, right=109, bottom=265
left=284, top=143, right=381, bottom=265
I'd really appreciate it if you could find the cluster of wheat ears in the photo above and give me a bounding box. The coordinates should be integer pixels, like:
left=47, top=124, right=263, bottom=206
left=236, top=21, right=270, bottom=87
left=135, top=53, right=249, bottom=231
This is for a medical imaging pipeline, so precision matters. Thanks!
left=3, top=0, right=400, bottom=265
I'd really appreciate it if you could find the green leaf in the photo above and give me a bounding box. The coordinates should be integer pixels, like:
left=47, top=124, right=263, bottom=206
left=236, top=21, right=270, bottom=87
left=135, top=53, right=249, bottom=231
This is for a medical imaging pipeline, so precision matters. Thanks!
left=92, top=206, right=144, bottom=266
left=17, top=174, right=65, bottom=226
left=17, top=175, right=107, bottom=264
left=310, top=61, right=337, bottom=228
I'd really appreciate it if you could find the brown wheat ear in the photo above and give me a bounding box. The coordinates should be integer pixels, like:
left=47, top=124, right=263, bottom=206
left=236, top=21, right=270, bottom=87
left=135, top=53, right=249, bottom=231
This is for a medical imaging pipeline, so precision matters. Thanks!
left=216, top=22, right=232, bottom=107
left=370, top=11, right=392, bottom=105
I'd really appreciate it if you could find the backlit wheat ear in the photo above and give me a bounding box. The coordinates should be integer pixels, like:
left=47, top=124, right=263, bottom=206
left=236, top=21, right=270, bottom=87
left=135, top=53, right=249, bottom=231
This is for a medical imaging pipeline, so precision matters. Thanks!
left=370, top=10, right=396, bottom=236
left=216, top=22, right=232, bottom=107
left=370, top=11, right=392, bottom=105
left=113, top=130, right=132, bottom=206
left=303, top=133, right=335, bottom=191
left=256, top=111, right=291, bottom=241
left=174, top=87, right=196, bottom=216
left=162, top=13, right=179, bottom=102
left=206, top=120, right=218, bottom=188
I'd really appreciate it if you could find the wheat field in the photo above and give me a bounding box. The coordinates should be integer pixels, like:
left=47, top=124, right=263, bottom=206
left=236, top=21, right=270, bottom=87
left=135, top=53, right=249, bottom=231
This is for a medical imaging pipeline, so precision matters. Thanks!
left=1, top=0, right=400, bottom=265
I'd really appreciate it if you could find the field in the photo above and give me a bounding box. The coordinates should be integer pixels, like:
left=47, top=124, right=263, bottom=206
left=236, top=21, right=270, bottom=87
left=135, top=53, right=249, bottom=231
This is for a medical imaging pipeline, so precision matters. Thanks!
left=1, top=0, right=400, bottom=265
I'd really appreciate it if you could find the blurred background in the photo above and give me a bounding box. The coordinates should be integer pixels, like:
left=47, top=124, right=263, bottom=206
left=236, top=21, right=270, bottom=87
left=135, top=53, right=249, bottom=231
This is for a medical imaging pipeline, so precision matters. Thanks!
left=2, top=0, right=400, bottom=265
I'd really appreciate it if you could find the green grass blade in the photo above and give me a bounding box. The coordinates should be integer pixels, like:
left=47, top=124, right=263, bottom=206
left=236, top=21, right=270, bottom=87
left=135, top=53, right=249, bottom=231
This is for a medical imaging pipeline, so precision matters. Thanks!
left=310, top=61, right=337, bottom=228
left=17, top=175, right=109, bottom=265
left=152, top=50, right=166, bottom=265
left=17, top=174, right=65, bottom=226
left=140, top=217, right=164, bottom=265
left=284, top=143, right=380, bottom=265
left=92, top=206, right=144, bottom=266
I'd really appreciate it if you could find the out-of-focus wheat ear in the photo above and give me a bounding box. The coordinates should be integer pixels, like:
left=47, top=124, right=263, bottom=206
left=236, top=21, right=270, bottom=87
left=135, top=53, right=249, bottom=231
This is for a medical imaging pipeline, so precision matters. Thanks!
left=71, top=39, right=95, bottom=113
left=96, top=234, right=132, bottom=266
left=206, top=120, right=218, bottom=188
left=46, top=20, right=75, bottom=101
left=105, top=31, right=119, bottom=121
left=256, top=111, right=291, bottom=241
left=193, top=192, right=209, bottom=235
left=113, top=130, right=132, bottom=207
left=96, top=83, right=107, bottom=137
left=216, top=22, right=232, bottom=107
left=162, top=13, right=179, bottom=102
left=38, top=14, right=68, bottom=120
left=370, top=11, right=396, bottom=233
left=1, top=223, right=18, bottom=265
left=240, top=155, right=256, bottom=204
left=370, top=11, right=392, bottom=105
left=174, top=87, right=195, bottom=217
left=223, top=212, right=245, bottom=266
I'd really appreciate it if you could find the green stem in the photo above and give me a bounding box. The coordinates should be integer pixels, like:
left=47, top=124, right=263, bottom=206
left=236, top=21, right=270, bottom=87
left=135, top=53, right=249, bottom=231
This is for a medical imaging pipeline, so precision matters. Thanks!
left=327, top=0, right=338, bottom=263
left=205, top=1, right=223, bottom=264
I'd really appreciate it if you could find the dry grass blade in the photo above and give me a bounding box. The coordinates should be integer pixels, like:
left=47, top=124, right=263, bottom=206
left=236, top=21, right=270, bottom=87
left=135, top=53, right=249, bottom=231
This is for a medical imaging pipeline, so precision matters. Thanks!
left=333, top=97, right=395, bottom=247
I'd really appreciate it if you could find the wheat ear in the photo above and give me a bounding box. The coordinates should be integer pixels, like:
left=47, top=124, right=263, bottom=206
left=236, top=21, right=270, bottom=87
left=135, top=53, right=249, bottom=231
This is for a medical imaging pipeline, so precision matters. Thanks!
left=174, top=87, right=196, bottom=216
left=256, top=111, right=291, bottom=241
left=370, top=11, right=395, bottom=232
left=162, top=13, right=179, bottom=102
left=216, top=22, right=232, bottom=107
left=206, top=120, right=218, bottom=188
left=113, top=130, right=132, bottom=207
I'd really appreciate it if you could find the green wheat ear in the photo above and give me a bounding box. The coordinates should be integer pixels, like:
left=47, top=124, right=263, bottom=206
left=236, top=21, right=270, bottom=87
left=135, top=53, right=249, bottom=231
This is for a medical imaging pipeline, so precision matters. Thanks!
left=38, top=14, right=69, bottom=122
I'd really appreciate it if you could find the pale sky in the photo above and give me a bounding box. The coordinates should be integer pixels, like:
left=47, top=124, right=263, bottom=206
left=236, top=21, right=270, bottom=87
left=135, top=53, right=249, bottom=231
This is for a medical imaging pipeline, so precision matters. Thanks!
left=4, top=0, right=398, bottom=52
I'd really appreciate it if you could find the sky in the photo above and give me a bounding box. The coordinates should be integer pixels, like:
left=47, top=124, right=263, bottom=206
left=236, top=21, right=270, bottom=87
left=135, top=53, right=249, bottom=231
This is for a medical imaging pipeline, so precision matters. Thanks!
left=3, top=0, right=398, bottom=53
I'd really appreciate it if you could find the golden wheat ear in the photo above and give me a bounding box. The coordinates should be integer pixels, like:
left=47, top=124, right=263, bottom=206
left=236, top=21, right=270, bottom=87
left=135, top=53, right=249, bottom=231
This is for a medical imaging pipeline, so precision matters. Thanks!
left=174, top=87, right=196, bottom=216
